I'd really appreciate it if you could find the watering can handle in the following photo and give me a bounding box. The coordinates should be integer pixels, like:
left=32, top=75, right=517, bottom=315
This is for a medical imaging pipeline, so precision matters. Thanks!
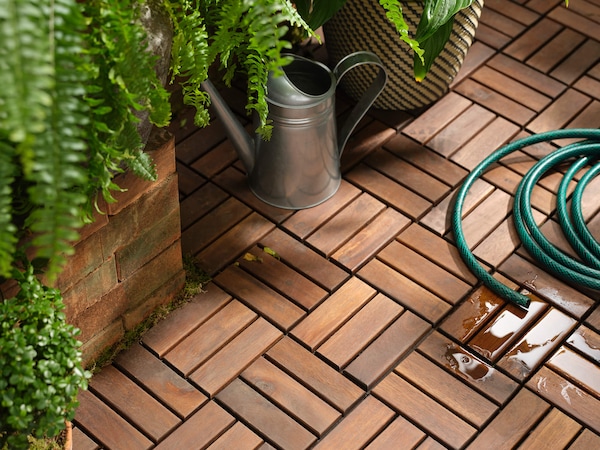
left=333, top=51, right=387, bottom=156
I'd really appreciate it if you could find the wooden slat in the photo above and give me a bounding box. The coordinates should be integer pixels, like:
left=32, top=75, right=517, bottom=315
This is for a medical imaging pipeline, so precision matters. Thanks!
left=164, top=299, right=257, bottom=376
left=266, top=337, right=363, bottom=412
left=345, top=311, right=431, bottom=389
left=365, top=416, right=426, bottom=450
left=547, top=346, right=600, bottom=395
left=216, top=379, right=317, bottom=450
left=373, top=373, right=477, bottom=449
left=207, top=422, right=264, bottom=449
left=189, top=318, right=282, bottom=396
left=312, top=396, right=395, bottom=450
left=115, top=343, right=207, bottom=419
left=519, top=408, right=581, bottom=449
left=71, top=427, right=100, bottom=450
left=566, top=326, right=600, bottom=361
left=241, top=357, right=341, bottom=436
left=317, top=293, right=403, bottom=369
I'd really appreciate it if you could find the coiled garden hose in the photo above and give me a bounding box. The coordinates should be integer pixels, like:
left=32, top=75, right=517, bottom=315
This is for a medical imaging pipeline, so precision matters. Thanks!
left=452, top=128, right=600, bottom=309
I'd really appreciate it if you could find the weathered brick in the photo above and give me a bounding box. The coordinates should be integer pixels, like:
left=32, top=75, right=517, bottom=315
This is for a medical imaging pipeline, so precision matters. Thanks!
left=79, top=320, right=125, bottom=367
left=56, top=229, right=106, bottom=293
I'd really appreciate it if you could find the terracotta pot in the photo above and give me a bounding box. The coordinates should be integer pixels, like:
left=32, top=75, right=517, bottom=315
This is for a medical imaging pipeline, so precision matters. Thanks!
left=323, top=0, right=483, bottom=111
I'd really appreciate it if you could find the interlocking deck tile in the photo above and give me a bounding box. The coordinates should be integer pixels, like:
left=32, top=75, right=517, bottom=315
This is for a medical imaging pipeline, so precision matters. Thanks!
left=547, top=346, right=600, bottom=395
left=548, top=5, right=600, bottom=41
left=485, top=0, right=540, bottom=25
left=440, top=286, right=505, bottom=342
left=306, top=193, right=386, bottom=256
left=364, top=416, right=426, bottom=450
left=378, top=241, right=471, bottom=304
left=154, top=401, right=235, bottom=450
left=344, top=310, right=431, bottom=389
left=569, top=429, right=600, bottom=449
left=499, top=253, right=596, bottom=318
left=206, top=422, right=264, bottom=449
left=259, top=228, right=349, bottom=292
left=238, top=246, right=328, bottom=311
left=189, top=317, right=282, bottom=396
left=291, top=277, right=376, bottom=350
left=312, top=396, right=395, bottom=450
left=164, top=300, right=257, bottom=376
left=359, top=259, right=452, bottom=323
left=266, top=337, right=364, bottom=412
left=575, top=76, right=600, bottom=101
left=115, top=343, right=207, bottom=419
left=318, top=293, right=403, bottom=369
left=216, top=379, right=317, bottom=450
left=72, top=427, right=100, bottom=450
left=195, top=212, right=275, bottom=274
left=282, top=180, right=360, bottom=239
left=529, top=28, right=587, bottom=74
left=142, top=284, right=231, bottom=357
left=504, top=18, right=563, bottom=61
left=452, top=42, right=496, bottom=87
left=567, top=326, right=600, bottom=362
left=365, top=150, right=450, bottom=202
left=568, top=100, right=600, bottom=130
left=340, top=120, right=399, bottom=171
left=418, top=331, right=519, bottom=405
left=475, top=21, right=514, bottom=50
left=519, top=408, right=582, bottom=449
left=174, top=122, right=227, bottom=165
left=89, top=365, right=180, bottom=442
left=527, top=89, right=592, bottom=133
left=176, top=161, right=206, bottom=197
left=394, top=352, right=497, bottom=427
left=345, top=164, right=431, bottom=219
left=191, top=139, right=239, bottom=179
left=459, top=189, right=512, bottom=247
left=75, top=389, right=153, bottom=450
left=467, top=297, right=547, bottom=362
left=215, top=265, right=306, bottom=331
left=466, top=388, right=550, bottom=449
left=332, top=208, right=410, bottom=272
left=179, top=182, right=228, bottom=231
left=373, top=372, right=477, bottom=449
left=402, top=92, right=472, bottom=144
left=241, top=357, right=341, bottom=436
left=426, top=104, right=496, bottom=158
left=527, top=366, right=600, bottom=433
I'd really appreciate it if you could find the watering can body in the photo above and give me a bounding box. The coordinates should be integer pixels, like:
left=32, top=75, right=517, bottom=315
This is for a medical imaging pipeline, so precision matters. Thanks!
left=202, top=52, right=386, bottom=209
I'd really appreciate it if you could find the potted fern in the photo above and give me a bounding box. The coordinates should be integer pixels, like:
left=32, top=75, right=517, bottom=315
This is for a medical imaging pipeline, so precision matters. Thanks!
left=0, top=0, right=311, bottom=446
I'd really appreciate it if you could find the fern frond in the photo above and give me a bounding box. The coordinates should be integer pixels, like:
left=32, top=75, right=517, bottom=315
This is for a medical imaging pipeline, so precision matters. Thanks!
left=0, top=142, right=18, bottom=279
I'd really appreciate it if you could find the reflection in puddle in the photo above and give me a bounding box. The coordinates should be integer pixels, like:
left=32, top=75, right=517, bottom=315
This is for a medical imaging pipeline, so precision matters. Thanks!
left=567, top=331, right=600, bottom=363
left=444, top=345, right=494, bottom=382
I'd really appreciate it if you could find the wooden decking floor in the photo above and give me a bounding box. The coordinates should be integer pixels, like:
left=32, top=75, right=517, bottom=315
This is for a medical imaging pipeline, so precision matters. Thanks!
left=73, top=1, right=600, bottom=448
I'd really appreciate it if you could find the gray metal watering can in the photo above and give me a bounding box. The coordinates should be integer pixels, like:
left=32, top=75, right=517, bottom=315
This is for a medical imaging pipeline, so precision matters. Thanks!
left=201, top=51, right=387, bottom=209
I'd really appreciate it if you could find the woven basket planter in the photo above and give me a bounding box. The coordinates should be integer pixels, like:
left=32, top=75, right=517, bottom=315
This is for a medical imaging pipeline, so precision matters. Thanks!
left=323, top=0, right=483, bottom=111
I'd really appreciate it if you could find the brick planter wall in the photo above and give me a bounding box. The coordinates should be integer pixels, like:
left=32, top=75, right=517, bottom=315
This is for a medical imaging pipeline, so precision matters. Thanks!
left=2, top=128, right=186, bottom=365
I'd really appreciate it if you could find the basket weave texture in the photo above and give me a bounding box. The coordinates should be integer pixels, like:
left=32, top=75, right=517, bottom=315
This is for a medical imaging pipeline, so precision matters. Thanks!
left=323, top=0, right=483, bottom=110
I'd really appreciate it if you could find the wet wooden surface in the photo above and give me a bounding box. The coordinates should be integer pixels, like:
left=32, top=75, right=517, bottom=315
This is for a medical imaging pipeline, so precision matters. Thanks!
left=74, top=1, right=600, bottom=448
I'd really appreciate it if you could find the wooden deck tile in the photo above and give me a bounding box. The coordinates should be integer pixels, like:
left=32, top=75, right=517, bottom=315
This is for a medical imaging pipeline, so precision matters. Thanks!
left=179, top=182, right=228, bottom=231
left=358, top=259, right=452, bottom=323
left=266, top=337, right=364, bottom=412
left=547, top=346, right=600, bottom=395
left=189, top=318, right=282, bottom=396
left=306, top=193, right=386, bottom=256
left=154, top=401, right=235, bottom=450
left=291, top=277, right=376, bottom=350
left=498, top=308, right=576, bottom=379
left=216, top=379, right=317, bottom=450
left=528, top=28, right=587, bottom=74
left=458, top=189, right=512, bottom=247
left=373, top=372, right=477, bottom=449
left=340, top=120, right=398, bottom=171
left=345, top=164, right=431, bottom=219
left=207, top=422, right=264, bottom=449
left=89, top=365, right=180, bottom=442
left=365, top=150, right=450, bottom=202
left=504, top=18, right=563, bottom=61
left=312, top=396, right=395, bottom=450
left=282, top=180, right=360, bottom=239
left=467, top=298, right=547, bottom=362
left=418, top=331, right=519, bottom=404
left=142, top=284, right=231, bottom=357
left=259, top=228, right=349, bottom=291
left=332, top=208, right=410, bottom=272
left=528, top=89, right=592, bottom=133
left=567, top=325, right=600, bottom=361
left=238, top=246, right=328, bottom=311
left=569, top=429, right=600, bottom=450
left=475, top=22, right=513, bottom=50
left=75, top=389, right=153, bottom=450
left=499, top=253, right=596, bottom=318
left=215, top=266, right=305, bottom=331
left=176, top=161, right=206, bottom=197
left=195, top=212, right=275, bottom=274
left=318, top=293, right=403, bottom=369
left=548, top=5, right=600, bottom=41
left=190, top=139, right=238, bottom=179
left=519, top=408, right=582, bottom=449
left=164, top=300, right=257, bottom=375
left=466, top=388, right=550, bottom=449
left=241, top=357, right=341, bottom=436
left=575, top=75, right=600, bottom=101
left=485, top=0, right=540, bottom=25
left=72, top=427, right=100, bottom=450
left=378, top=241, right=471, bottom=304
left=364, top=415, right=426, bottom=450
left=528, top=366, right=600, bottom=433
left=394, top=352, right=498, bottom=427
left=115, top=343, right=207, bottom=419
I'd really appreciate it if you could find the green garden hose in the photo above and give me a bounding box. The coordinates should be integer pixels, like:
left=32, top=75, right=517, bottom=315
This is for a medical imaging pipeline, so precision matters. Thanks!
left=452, top=129, right=600, bottom=309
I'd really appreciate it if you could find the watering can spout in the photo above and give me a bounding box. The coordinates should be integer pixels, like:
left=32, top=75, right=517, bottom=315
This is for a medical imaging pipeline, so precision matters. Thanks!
left=201, top=79, right=255, bottom=174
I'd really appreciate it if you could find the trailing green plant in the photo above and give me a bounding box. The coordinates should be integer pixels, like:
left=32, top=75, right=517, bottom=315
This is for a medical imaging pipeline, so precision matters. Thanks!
left=0, top=263, right=91, bottom=449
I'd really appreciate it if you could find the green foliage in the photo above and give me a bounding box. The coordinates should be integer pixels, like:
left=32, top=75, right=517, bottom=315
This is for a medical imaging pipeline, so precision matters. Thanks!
left=0, top=264, right=91, bottom=450
left=294, top=0, right=346, bottom=30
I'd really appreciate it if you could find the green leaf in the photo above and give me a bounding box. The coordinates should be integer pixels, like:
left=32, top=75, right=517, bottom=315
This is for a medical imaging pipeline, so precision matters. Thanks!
left=413, top=17, right=454, bottom=81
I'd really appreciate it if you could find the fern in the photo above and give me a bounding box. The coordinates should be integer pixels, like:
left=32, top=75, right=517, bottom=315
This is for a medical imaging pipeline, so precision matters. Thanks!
left=0, top=143, right=17, bottom=279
